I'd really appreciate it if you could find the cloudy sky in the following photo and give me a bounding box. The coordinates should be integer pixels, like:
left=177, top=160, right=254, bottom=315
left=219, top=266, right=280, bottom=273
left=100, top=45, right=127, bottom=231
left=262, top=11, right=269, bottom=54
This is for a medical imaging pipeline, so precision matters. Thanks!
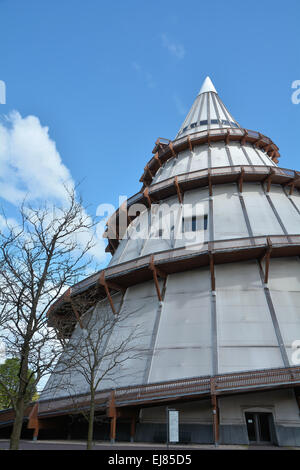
left=0, top=0, right=300, bottom=266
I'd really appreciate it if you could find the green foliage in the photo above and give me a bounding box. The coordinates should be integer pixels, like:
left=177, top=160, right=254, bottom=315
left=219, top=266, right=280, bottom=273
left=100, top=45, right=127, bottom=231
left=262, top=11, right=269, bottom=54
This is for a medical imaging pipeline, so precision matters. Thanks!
left=0, top=358, right=37, bottom=410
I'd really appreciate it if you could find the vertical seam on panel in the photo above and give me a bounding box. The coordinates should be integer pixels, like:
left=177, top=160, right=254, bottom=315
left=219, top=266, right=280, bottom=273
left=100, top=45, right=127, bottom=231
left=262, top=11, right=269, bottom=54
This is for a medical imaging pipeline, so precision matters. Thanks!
left=143, top=277, right=168, bottom=384
left=261, top=183, right=289, bottom=235
left=237, top=184, right=254, bottom=239
left=241, top=145, right=254, bottom=166
left=257, top=260, right=290, bottom=368
left=225, top=145, right=234, bottom=166
left=252, top=144, right=272, bottom=166
left=282, top=186, right=300, bottom=216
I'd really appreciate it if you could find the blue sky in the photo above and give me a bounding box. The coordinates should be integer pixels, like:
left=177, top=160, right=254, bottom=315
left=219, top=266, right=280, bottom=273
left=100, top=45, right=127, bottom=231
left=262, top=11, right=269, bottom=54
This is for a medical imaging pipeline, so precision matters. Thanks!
left=0, top=0, right=300, bottom=265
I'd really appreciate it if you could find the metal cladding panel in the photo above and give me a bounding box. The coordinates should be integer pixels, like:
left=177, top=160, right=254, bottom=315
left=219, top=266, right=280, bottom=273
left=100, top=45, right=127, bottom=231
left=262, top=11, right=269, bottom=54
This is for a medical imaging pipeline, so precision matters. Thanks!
left=213, top=184, right=248, bottom=240
left=210, top=143, right=230, bottom=167
left=169, top=150, right=191, bottom=178
left=154, top=158, right=174, bottom=184
left=174, top=188, right=209, bottom=248
left=242, top=182, right=284, bottom=236
left=268, top=258, right=300, bottom=364
left=216, top=261, right=283, bottom=373
left=148, top=268, right=212, bottom=382
left=228, top=143, right=249, bottom=166
left=141, top=196, right=179, bottom=255
left=189, top=145, right=209, bottom=172
left=267, top=185, right=300, bottom=233
left=290, top=192, right=300, bottom=212
left=116, top=210, right=149, bottom=263
left=218, top=347, right=283, bottom=374
left=97, top=281, right=161, bottom=390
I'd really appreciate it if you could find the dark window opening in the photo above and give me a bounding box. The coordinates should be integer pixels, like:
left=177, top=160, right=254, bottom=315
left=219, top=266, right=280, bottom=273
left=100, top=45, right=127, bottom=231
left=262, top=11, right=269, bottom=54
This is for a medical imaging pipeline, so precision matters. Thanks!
left=200, top=120, right=208, bottom=126
left=245, top=412, right=273, bottom=444
left=211, top=119, right=218, bottom=125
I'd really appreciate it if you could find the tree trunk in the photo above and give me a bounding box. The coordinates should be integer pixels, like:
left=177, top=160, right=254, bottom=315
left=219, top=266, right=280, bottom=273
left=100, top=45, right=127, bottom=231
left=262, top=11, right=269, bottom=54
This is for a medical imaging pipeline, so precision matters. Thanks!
left=87, top=391, right=95, bottom=450
left=9, top=396, right=25, bottom=450
left=9, top=340, right=30, bottom=450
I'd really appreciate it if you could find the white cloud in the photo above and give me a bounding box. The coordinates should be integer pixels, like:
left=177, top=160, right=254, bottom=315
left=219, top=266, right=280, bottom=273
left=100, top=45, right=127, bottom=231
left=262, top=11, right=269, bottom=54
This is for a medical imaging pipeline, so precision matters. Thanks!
left=0, top=111, right=108, bottom=263
left=0, top=111, right=73, bottom=204
left=161, top=33, right=185, bottom=59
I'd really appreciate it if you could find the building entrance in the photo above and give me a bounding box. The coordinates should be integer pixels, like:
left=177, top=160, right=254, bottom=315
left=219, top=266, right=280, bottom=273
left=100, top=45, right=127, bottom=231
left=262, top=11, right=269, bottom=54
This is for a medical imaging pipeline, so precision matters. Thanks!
left=245, top=412, right=273, bottom=444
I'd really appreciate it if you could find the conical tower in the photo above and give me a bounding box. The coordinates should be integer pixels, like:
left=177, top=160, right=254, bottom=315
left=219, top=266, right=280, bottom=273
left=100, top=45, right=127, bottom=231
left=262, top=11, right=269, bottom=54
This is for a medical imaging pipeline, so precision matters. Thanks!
left=41, top=78, right=300, bottom=446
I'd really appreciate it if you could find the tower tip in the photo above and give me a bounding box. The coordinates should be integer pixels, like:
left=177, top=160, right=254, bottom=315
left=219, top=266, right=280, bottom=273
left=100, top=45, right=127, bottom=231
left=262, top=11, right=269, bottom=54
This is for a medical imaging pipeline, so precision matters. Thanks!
left=198, top=76, right=217, bottom=95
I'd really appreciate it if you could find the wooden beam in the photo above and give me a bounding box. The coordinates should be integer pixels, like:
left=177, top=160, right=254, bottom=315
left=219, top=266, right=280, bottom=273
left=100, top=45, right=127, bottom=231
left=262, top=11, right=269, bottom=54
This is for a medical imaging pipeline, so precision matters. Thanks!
left=99, top=271, right=117, bottom=315
left=225, top=128, right=230, bottom=146
left=154, top=152, right=162, bottom=168
left=169, top=142, right=176, bottom=157
left=187, top=135, right=193, bottom=152
left=174, top=176, right=183, bottom=204
left=210, top=378, right=219, bottom=447
left=149, top=255, right=166, bottom=301
left=264, top=168, right=275, bottom=192
left=143, top=187, right=152, bottom=208
left=239, top=167, right=245, bottom=193
left=241, top=130, right=248, bottom=146
left=208, top=249, right=215, bottom=291
left=260, top=237, right=273, bottom=284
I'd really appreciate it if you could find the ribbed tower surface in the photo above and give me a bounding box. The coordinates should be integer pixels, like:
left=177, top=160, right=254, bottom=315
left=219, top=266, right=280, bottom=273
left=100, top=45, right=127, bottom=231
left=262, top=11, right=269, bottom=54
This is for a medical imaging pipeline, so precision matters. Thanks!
left=42, top=78, right=300, bottom=439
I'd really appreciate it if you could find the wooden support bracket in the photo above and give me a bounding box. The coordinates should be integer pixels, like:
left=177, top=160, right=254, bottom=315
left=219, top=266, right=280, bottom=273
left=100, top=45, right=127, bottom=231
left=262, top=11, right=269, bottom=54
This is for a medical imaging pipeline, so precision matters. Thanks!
left=264, top=168, right=275, bottom=192
left=149, top=255, right=166, bottom=301
left=99, top=271, right=124, bottom=315
left=260, top=237, right=273, bottom=284
left=210, top=378, right=219, bottom=446
left=187, top=135, right=193, bottom=152
left=239, top=167, right=245, bottom=193
left=208, top=249, right=216, bottom=291
left=174, top=176, right=183, bottom=204
left=241, top=130, right=248, bottom=146
left=143, top=187, right=152, bottom=208
left=154, top=152, right=162, bottom=168
left=169, top=142, right=176, bottom=157
left=225, top=129, right=230, bottom=146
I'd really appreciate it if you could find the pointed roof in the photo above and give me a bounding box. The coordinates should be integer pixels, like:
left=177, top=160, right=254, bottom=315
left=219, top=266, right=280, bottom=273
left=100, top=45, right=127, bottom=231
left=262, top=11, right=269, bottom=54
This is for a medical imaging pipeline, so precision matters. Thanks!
left=175, top=76, right=241, bottom=139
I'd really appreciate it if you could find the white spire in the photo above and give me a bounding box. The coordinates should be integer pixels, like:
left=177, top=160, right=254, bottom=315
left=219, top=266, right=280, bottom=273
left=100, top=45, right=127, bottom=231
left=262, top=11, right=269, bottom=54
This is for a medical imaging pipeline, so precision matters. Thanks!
left=198, top=76, right=217, bottom=95
left=175, top=76, right=240, bottom=139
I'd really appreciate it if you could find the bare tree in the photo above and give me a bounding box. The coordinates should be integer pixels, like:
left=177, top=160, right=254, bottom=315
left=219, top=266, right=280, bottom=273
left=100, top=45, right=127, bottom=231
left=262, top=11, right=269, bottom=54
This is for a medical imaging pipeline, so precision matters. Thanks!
left=0, top=189, right=96, bottom=450
left=54, top=294, right=145, bottom=450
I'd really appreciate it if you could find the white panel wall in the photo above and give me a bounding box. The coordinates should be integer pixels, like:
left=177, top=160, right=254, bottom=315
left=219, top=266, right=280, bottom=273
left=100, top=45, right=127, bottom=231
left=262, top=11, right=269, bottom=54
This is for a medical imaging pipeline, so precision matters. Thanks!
left=266, top=185, right=300, bottom=234
left=219, top=389, right=300, bottom=426
left=148, top=268, right=212, bottom=382
left=229, top=143, right=249, bottom=166
left=141, top=195, right=180, bottom=255
left=242, top=183, right=283, bottom=236
left=189, top=145, right=209, bottom=172
left=97, top=281, right=162, bottom=390
left=169, top=149, right=191, bottom=178
left=268, top=257, right=300, bottom=365
left=216, top=261, right=283, bottom=373
left=210, top=142, right=230, bottom=167
left=213, top=184, right=248, bottom=240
